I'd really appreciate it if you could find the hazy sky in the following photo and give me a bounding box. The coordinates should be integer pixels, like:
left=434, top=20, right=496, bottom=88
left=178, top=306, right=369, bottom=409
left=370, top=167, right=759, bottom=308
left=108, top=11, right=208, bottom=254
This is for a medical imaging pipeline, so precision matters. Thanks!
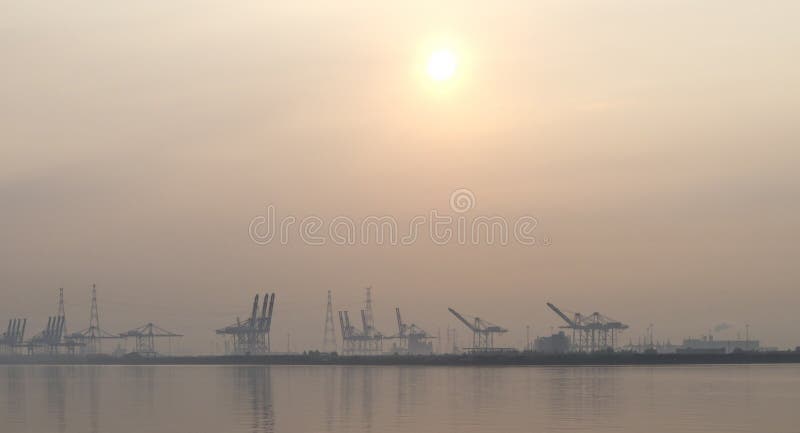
left=2, top=1, right=799, bottom=352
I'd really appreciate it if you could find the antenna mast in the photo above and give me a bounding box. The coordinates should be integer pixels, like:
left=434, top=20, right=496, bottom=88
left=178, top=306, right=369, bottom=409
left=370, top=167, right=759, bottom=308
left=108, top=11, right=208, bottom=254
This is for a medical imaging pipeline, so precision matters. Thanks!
left=322, top=290, right=336, bottom=352
left=88, top=284, right=100, bottom=352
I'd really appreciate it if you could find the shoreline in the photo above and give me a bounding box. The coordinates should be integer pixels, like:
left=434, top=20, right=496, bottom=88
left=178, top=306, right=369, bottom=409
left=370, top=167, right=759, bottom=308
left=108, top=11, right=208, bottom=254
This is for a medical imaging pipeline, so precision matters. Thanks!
left=2, top=351, right=800, bottom=366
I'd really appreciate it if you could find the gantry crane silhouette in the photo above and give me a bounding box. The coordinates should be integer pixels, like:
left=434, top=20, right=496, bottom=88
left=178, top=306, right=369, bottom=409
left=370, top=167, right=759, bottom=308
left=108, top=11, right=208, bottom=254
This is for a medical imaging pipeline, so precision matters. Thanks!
left=119, top=322, right=182, bottom=357
left=448, top=307, right=507, bottom=352
left=546, top=302, right=628, bottom=352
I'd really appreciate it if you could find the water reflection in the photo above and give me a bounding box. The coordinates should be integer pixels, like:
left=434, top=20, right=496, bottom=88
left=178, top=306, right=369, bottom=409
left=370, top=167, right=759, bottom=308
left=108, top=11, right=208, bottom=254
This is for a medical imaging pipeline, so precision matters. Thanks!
left=87, top=366, right=101, bottom=433
left=396, top=367, right=423, bottom=418
left=544, top=367, right=623, bottom=430
left=323, top=366, right=336, bottom=432
left=232, top=367, right=274, bottom=433
left=360, top=367, right=375, bottom=432
left=4, top=366, right=26, bottom=425
left=0, top=364, right=795, bottom=433
left=124, top=366, right=156, bottom=414
left=43, top=366, right=67, bottom=433
left=338, top=366, right=381, bottom=432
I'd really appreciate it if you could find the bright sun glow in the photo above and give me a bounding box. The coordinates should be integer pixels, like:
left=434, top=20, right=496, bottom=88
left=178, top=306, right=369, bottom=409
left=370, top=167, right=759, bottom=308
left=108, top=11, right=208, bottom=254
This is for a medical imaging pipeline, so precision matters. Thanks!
left=427, top=50, right=457, bottom=81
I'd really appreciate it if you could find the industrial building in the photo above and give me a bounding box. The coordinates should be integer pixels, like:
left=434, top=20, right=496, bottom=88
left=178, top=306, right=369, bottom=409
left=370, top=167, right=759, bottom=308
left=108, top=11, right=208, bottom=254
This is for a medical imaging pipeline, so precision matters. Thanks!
left=534, top=331, right=570, bottom=354
left=678, top=335, right=759, bottom=354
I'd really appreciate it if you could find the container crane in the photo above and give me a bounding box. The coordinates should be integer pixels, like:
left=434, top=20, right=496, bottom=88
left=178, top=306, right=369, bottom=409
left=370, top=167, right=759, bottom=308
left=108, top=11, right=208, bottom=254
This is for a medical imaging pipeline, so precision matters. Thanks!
left=391, top=307, right=434, bottom=355
left=546, top=302, right=628, bottom=352
left=216, top=293, right=276, bottom=354
left=448, top=307, right=507, bottom=351
left=119, top=322, right=182, bottom=357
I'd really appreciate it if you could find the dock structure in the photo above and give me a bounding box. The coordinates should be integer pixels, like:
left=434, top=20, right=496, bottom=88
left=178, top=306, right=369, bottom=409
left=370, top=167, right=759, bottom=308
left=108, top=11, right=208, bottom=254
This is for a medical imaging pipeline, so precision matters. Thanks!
left=0, top=319, right=26, bottom=353
left=216, top=293, right=276, bottom=355
left=16, top=288, right=86, bottom=355
left=448, top=308, right=508, bottom=352
left=27, top=315, right=66, bottom=355
left=546, top=302, right=628, bottom=352
left=70, top=285, right=120, bottom=354
left=388, top=307, right=434, bottom=355
left=120, top=323, right=182, bottom=357
left=338, top=287, right=384, bottom=355
left=322, top=290, right=337, bottom=352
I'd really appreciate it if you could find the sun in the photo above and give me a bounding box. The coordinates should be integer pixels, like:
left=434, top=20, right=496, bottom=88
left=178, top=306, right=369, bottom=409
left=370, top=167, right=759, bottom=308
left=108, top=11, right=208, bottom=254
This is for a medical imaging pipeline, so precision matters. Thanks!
left=427, top=49, right=457, bottom=81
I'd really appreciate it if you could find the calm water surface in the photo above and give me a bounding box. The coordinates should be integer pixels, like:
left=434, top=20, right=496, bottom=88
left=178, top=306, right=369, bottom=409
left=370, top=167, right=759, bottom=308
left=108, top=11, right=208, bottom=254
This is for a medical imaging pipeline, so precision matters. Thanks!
left=1, top=364, right=798, bottom=433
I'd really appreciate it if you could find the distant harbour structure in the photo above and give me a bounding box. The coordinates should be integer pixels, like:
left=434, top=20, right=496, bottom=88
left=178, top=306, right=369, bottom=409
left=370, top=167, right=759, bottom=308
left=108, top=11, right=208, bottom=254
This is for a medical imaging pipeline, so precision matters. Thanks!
left=448, top=307, right=510, bottom=352
left=322, top=290, right=336, bottom=353
left=0, top=284, right=792, bottom=359
left=216, top=292, right=276, bottom=355
left=390, top=307, right=434, bottom=355
left=0, top=319, right=26, bottom=353
left=678, top=335, right=759, bottom=354
left=546, top=302, right=628, bottom=352
left=534, top=331, right=570, bottom=354
left=339, top=287, right=384, bottom=355
left=69, top=284, right=120, bottom=354
left=119, top=323, right=182, bottom=357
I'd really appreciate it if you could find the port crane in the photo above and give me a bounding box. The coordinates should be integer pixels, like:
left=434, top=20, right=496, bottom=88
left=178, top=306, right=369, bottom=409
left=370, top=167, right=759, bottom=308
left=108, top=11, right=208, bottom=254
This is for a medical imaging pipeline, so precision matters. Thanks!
left=448, top=307, right=507, bottom=351
left=0, top=319, right=26, bottom=352
left=71, top=285, right=121, bottom=354
left=337, top=287, right=384, bottom=355
left=120, top=322, right=182, bottom=357
left=216, top=293, right=276, bottom=354
left=338, top=311, right=383, bottom=355
left=391, top=307, right=434, bottom=355
left=546, top=302, right=628, bottom=352
left=396, top=307, right=428, bottom=338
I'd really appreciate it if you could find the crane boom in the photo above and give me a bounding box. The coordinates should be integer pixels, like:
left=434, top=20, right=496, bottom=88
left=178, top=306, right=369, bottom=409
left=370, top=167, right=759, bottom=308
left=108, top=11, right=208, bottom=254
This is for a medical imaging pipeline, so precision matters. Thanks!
left=250, top=295, right=259, bottom=329
left=360, top=310, right=369, bottom=334
left=396, top=307, right=404, bottom=335
left=448, top=308, right=478, bottom=332
left=266, top=293, right=276, bottom=332
left=338, top=311, right=348, bottom=338
left=259, top=293, right=269, bottom=330
left=547, top=302, right=576, bottom=327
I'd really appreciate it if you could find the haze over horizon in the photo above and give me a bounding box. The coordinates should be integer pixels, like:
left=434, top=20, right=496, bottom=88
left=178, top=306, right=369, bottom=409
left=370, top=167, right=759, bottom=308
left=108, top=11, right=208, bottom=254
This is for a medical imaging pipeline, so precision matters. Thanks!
left=2, top=1, right=799, bottom=353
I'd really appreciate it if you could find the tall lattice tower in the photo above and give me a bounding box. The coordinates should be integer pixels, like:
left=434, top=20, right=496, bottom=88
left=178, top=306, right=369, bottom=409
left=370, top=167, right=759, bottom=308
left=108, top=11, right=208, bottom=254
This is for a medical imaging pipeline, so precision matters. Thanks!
left=87, top=284, right=101, bottom=353
left=322, top=290, right=336, bottom=352
left=73, top=284, right=119, bottom=354
left=363, top=286, right=374, bottom=333
left=57, top=287, right=67, bottom=336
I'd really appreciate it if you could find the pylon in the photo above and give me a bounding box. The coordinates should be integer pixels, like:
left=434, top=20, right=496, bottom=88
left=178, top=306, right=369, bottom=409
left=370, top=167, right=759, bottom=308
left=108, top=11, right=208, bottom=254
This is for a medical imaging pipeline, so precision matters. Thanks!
left=322, top=291, right=336, bottom=352
left=364, top=286, right=374, bottom=333
left=57, top=287, right=66, bottom=336
left=88, top=284, right=101, bottom=353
